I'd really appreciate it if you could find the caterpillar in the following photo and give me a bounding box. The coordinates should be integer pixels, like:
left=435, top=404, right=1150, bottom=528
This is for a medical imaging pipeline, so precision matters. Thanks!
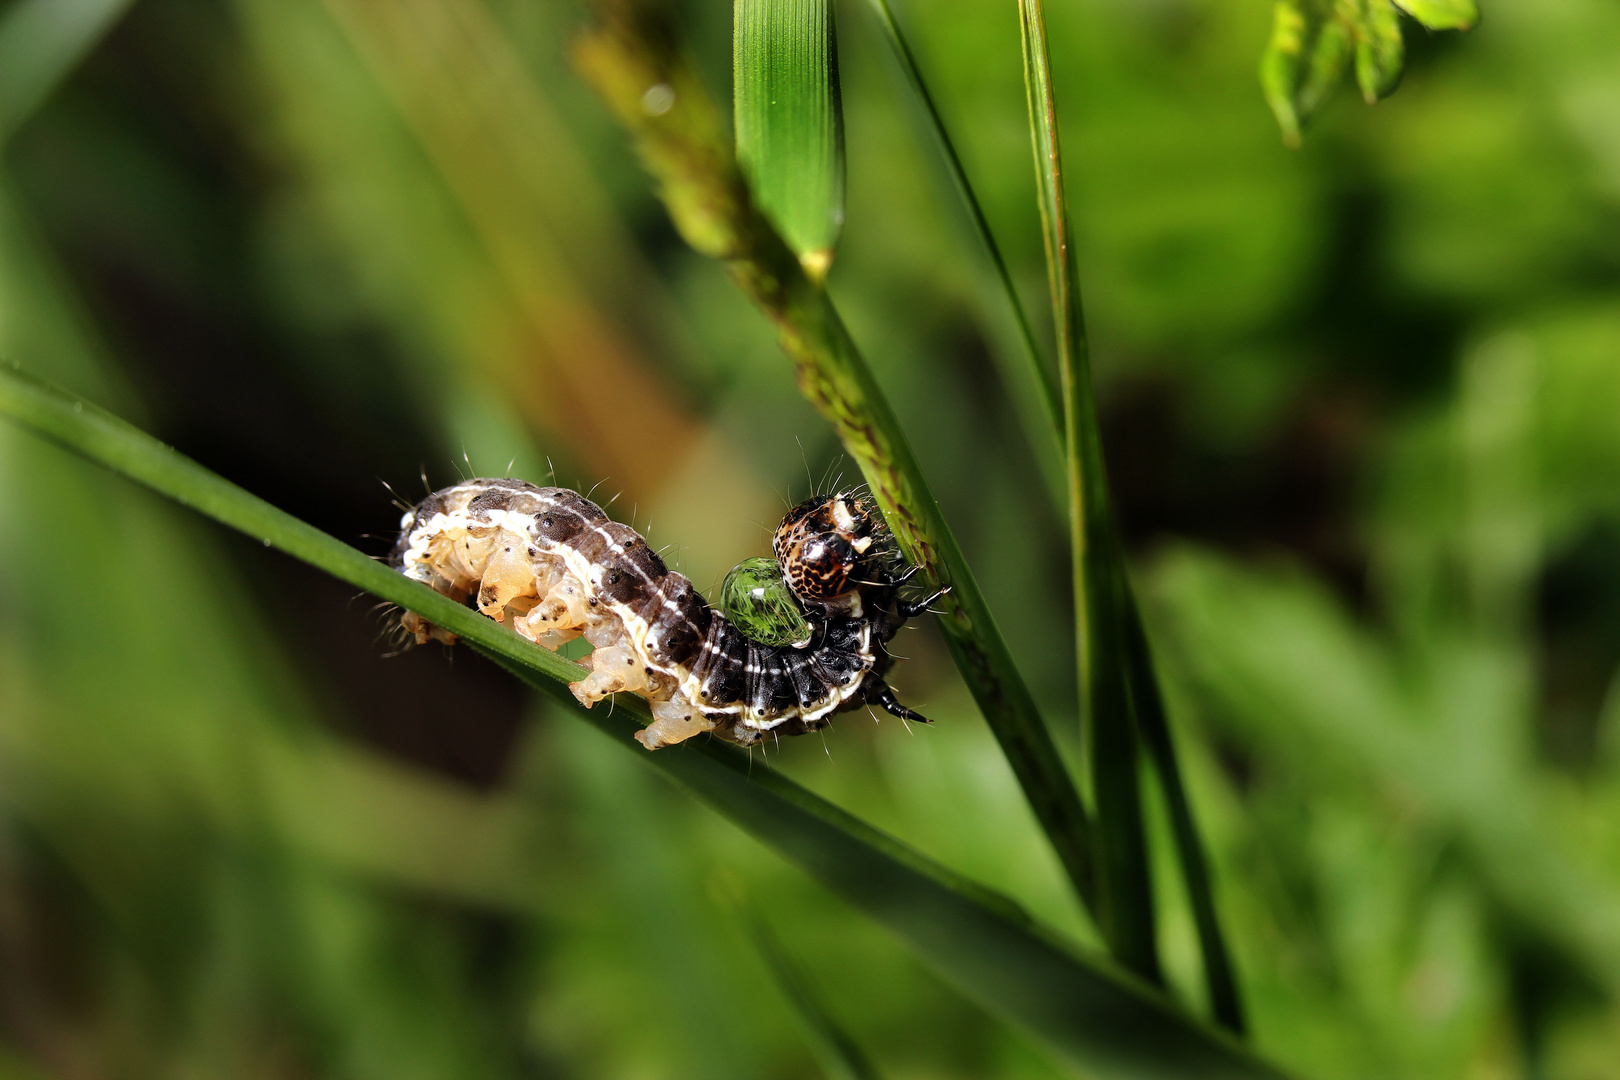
left=390, top=478, right=942, bottom=749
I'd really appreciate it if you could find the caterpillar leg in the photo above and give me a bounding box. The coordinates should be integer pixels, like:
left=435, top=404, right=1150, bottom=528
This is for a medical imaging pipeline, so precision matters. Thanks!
left=634, top=699, right=715, bottom=750
left=868, top=680, right=933, bottom=723
left=570, top=643, right=649, bottom=705
left=517, top=576, right=590, bottom=640
left=446, top=530, right=498, bottom=582
left=898, top=586, right=950, bottom=620
left=399, top=609, right=457, bottom=646
left=476, top=533, right=538, bottom=619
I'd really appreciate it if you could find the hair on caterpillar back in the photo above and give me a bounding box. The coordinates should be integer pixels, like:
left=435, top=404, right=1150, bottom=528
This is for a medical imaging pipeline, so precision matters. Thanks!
left=391, top=478, right=942, bottom=748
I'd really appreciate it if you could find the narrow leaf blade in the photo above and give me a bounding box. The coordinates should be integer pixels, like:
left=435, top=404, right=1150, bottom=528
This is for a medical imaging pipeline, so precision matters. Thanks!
left=1017, top=0, right=1162, bottom=983
left=1124, top=600, right=1246, bottom=1034
left=734, top=0, right=845, bottom=277
left=857, top=0, right=1064, bottom=455
left=0, top=363, right=588, bottom=690
left=744, top=911, right=885, bottom=1080
left=579, top=0, right=1103, bottom=925
left=0, top=0, right=134, bottom=143
left=0, top=363, right=1296, bottom=1080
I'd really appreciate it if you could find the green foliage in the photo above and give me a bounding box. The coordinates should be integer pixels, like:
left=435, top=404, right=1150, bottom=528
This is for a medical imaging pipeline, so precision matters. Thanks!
left=0, top=0, right=1618, bottom=1076
left=1396, top=0, right=1479, bottom=31
left=855, top=0, right=1063, bottom=495
left=0, top=0, right=132, bottom=141
left=1260, top=0, right=1476, bottom=147
left=734, top=0, right=845, bottom=276
left=1017, top=0, right=1162, bottom=988
left=0, top=360, right=1290, bottom=1079
left=1012, top=0, right=1244, bottom=1029
left=579, top=0, right=1105, bottom=936
left=1354, top=0, right=1405, bottom=105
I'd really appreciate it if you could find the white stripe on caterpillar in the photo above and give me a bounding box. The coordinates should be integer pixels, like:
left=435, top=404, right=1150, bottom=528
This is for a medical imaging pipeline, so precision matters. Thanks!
left=391, top=478, right=935, bottom=749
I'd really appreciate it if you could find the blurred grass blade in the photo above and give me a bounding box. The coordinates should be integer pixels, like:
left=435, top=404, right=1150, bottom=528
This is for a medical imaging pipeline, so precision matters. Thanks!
left=0, top=364, right=1295, bottom=1080
left=0, top=363, right=588, bottom=691
left=734, top=0, right=844, bottom=278
left=1355, top=0, right=1405, bottom=104
left=0, top=0, right=134, bottom=144
left=316, top=0, right=711, bottom=508
left=860, top=0, right=1238, bottom=1021
left=745, top=910, right=884, bottom=1080
left=492, top=651, right=1291, bottom=1080
left=1124, top=600, right=1245, bottom=1034
left=1155, top=548, right=1620, bottom=1002
left=1394, top=0, right=1477, bottom=31
left=1260, top=0, right=1353, bottom=149
left=578, top=1, right=1101, bottom=920
left=1016, top=0, right=1160, bottom=985
left=856, top=0, right=1063, bottom=451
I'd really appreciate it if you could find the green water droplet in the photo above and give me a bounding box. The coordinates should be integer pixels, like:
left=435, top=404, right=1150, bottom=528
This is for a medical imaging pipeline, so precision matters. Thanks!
left=720, top=556, right=811, bottom=647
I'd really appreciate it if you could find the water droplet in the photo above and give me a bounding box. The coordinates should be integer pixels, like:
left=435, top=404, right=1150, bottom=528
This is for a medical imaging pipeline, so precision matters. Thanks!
left=641, top=83, right=675, bottom=117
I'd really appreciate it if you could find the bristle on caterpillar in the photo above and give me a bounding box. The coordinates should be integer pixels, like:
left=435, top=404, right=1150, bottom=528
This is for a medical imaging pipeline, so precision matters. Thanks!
left=390, top=479, right=938, bottom=749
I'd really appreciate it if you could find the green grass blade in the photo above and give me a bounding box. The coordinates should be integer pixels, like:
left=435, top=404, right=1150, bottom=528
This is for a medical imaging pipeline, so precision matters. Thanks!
left=1016, top=0, right=1245, bottom=1021
left=744, top=910, right=885, bottom=1080
left=855, top=0, right=1063, bottom=449
left=0, top=362, right=587, bottom=690
left=1016, top=0, right=1160, bottom=984
left=0, top=363, right=1295, bottom=1080
left=487, top=654, right=1289, bottom=1080
left=1123, top=598, right=1246, bottom=1034
left=734, top=0, right=845, bottom=278
left=578, top=0, right=1100, bottom=919
left=0, top=0, right=135, bottom=144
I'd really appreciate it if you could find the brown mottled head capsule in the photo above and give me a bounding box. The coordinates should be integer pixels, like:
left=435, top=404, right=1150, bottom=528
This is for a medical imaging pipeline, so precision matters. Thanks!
left=773, top=492, right=883, bottom=604
left=395, top=478, right=935, bottom=750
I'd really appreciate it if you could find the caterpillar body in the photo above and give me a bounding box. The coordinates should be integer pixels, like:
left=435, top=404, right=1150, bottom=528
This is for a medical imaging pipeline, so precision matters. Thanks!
left=390, top=478, right=939, bottom=750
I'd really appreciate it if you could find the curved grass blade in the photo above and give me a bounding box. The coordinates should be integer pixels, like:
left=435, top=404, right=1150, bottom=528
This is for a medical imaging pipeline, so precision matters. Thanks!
left=0, top=0, right=134, bottom=144
left=0, top=363, right=1294, bottom=1080
left=855, top=0, right=1063, bottom=460
left=0, top=362, right=588, bottom=691
left=855, top=0, right=1243, bottom=1028
left=489, top=654, right=1289, bottom=1080
left=743, top=908, right=884, bottom=1080
left=1123, top=598, right=1246, bottom=1034
left=1016, top=0, right=1160, bottom=986
left=577, top=0, right=1100, bottom=919
left=734, top=0, right=845, bottom=278
left=588, top=0, right=1248, bottom=1036
left=1017, top=0, right=1247, bottom=1028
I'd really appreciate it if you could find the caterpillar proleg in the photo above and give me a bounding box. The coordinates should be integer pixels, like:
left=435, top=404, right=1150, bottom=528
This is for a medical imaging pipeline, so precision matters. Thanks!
left=391, top=478, right=939, bottom=749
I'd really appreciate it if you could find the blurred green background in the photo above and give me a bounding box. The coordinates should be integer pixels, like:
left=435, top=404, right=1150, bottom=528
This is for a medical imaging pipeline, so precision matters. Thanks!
left=2, top=0, right=1619, bottom=1076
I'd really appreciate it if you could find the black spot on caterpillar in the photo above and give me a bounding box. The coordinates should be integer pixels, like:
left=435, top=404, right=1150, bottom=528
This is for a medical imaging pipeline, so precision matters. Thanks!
left=390, top=478, right=941, bottom=749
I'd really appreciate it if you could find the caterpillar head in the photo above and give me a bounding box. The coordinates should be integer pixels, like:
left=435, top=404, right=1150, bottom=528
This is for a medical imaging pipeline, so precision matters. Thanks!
left=772, top=492, right=884, bottom=606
